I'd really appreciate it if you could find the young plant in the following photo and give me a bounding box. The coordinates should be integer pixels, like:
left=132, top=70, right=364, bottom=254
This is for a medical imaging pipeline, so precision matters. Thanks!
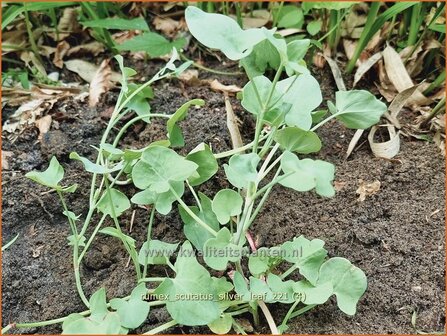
left=9, top=7, right=388, bottom=335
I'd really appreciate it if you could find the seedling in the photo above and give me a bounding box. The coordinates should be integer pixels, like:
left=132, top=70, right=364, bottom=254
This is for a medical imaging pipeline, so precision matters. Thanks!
left=8, top=7, right=389, bottom=335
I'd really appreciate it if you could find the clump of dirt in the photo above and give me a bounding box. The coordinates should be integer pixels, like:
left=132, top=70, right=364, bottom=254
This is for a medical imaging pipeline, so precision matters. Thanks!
left=2, top=60, right=445, bottom=334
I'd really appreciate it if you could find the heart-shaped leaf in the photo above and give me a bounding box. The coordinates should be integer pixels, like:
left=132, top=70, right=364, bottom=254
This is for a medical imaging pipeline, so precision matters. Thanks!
left=132, top=146, right=198, bottom=193
left=279, top=151, right=335, bottom=197
left=97, top=188, right=130, bottom=218
left=331, top=90, right=387, bottom=129
left=185, top=6, right=267, bottom=60
left=212, top=189, right=243, bottom=224
left=241, top=76, right=282, bottom=116
left=25, top=156, right=64, bottom=188
left=281, top=235, right=327, bottom=285
left=274, top=127, right=321, bottom=154
left=223, top=153, right=259, bottom=189
left=267, top=273, right=296, bottom=303
left=138, top=240, right=179, bottom=265
left=154, top=241, right=220, bottom=326
left=248, top=247, right=282, bottom=276
left=203, top=227, right=243, bottom=271
left=277, top=74, right=322, bottom=130
left=131, top=181, right=184, bottom=215
left=110, top=284, right=150, bottom=329
left=293, top=280, right=333, bottom=305
left=70, top=152, right=123, bottom=174
left=316, top=257, right=367, bottom=315
left=208, top=314, right=233, bottom=334
left=179, top=192, right=220, bottom=251
left=186, top=143, right=218, bottom=186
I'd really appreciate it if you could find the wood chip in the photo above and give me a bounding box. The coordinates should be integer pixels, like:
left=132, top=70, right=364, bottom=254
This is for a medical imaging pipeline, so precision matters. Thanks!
left=224, top=93, right=243, bottom=149
left=356, top=179, right=381, bottom=202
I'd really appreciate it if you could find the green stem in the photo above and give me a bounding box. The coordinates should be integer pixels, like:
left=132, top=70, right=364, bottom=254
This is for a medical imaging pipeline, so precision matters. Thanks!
left=23, top=7, right=44, bottom=67
left=214, top=133, right=270, bottom=159
left=139, top=277, right=166, bottom=283
left=280, top=263, right=299, bottom=280
left=170, top=186, right=218, bottom=236
left=78, top=215, right=107, bottom=262
left=186, top=180, right=203, bottom=212
left=279, top=299, right=300, bottom=334
left=113, top=113, right=172, bottom=146
left=421, top=96, right=446, bottom=127
left=423, top=70, right=446, bottom=96
left=346, top=2, right=381, bottom=73
left=289, top=304, right=317, bottom=319
left=253, top=64, right=284, bottom=154
left=235, top=2, right=243, bottom=28
left=144, top=320, right=177, bottom=335
left=143, top=207, right=156, bottom=279
left=310, top=113, right=338, bottom=131
left=103, top=177, right=141, bottom=280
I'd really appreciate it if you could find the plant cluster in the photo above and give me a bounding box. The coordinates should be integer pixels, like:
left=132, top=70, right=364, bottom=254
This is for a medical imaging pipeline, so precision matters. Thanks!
left=9, top=7, right=389, bottom=335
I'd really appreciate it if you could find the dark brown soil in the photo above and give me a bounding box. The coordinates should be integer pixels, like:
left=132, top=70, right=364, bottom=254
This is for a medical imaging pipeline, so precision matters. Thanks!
left=2, top=58, right=445, bottom=334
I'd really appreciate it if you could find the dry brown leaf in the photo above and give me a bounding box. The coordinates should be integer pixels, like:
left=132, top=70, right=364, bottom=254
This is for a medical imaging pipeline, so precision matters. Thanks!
left=153, top=16, right=181, bottom=37
left=56, top=7, right=80, bottom=39
left=382, top=45, right=430, bottom=106
left=334, top=181, right=346, bottom=191
left=384, top=84, right=421, bottom=128
left=2, top=151, right=14, bottom=170
left=433, top=131, right=446, bottom=156
left=3, top=99, right=46, bottom=133
left=178, top=69, right=201, bottom=86
left=224, top=94, right=243, bottom=149
left=277, top=28, right=302, bottom=37
left=343, top=39, right=357, bottom=61
left=112, top=31, right=137, bottom=44
left=368, top=125, right=400, bottom=159
left=322, top=55, right=346, bottom=91
left=20, top=51, right=47, bottom=76
left=89, top=59, right=113, bottom=107
left=53, top=41, right=70, bottom=68
left=356, top=179, right=381, bottom=202
left=67, top=41, right=105, bottom=56
left=346, top=129, right=365, bottom=159
left=36, top=115, right=52, bottom=140
left=210, top=79, right=242, bottom=94
left=353, top=52, right=382, bottom=87
left=230, top=9, right=271, bottom=28
left=65, top=59, right=121, bottom=83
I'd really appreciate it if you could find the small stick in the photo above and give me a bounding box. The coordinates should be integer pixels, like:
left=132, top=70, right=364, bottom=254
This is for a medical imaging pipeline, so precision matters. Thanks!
left=129, top=210, right=136, bottom=233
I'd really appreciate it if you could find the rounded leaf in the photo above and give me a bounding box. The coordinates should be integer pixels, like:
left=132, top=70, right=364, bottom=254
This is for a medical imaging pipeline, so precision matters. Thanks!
left=212, top=189, right=243, bottom=224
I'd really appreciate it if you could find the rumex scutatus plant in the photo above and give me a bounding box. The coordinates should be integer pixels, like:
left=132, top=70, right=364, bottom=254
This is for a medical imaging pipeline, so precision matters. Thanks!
left=10, top=7, right=387, bottom=335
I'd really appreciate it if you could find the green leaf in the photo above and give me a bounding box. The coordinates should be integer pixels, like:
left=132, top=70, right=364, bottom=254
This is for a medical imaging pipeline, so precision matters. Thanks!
left=167, top=99, right=205, bottom=147
left=212, top=189, right=243, bottom=224
left=307, top=20, right=322, bottom=36
left=293, top=280, right=333, bottom=305
left=317, top=257, right=367, bottom=315
left=208, top=314, right=233, bottom=334
left=281, top=235, right=328, bottom=285
left=179, top=193, right=220, bottom=251
left=25, top=156, right=64, bottom=189
left=240, top=39, right=281, bottom=77
left=67, top=234, right=86, bottom=247
left=274, top=127, right=321, bottom=154
left=99, top=227, right=135, bottom=248
left=62, top=288, right=122, bottom=334
left=124, top=83, right=154, bottom=122
left=185, top=6, right=267, bottom=60
left=117, top=32, right=186, bottom=57
left=249, top=277, right=274, bottom=302
left=241, top=76, right=282, bottom=116
left=131, top=181, right=184, bottom=215
left=81, top=17, right=150, bottom=31
left=279, top=151, right=335, bottom=197
left=138, top=240, right=178, bottom=265
left=277, top=74, right=322, bottom=130
left=287, top=39, right=310, bottom=62
left=267, top=273, right=296, bottom=303
left=186, top=143, right=218, bottom=186
left=110, top=284, right=150, bottom=329
left=223, top=153, right=259, bottom=189
left=154, top=241, right=220, bottom=326
left=97, top=189, right=130, bottom=218
left=232, top=271, right=251, bottom=301
left=70, top=152, right=123, bottom=174
left=248, top=247, right=282, bottom=276
left=331, top=90, right=387, bottom=129
left=275, top=5, right=304, bottom=29
left=132, top=146, right=198, bottom=193
left=203, top=228, right=243, bottom=271
left=311, top=109, right=327, bottom=124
